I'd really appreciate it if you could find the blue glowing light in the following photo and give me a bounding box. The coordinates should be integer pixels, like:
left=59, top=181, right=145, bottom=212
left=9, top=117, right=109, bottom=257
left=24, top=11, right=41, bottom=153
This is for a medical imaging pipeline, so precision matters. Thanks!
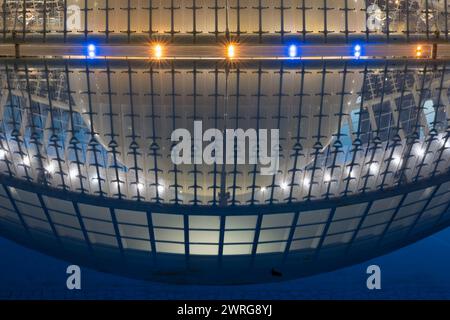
left=288, top=45, right=298, bottom=58
left=353, top=44, right=362, bottom=59
left=87, top=44, right=96, bottom=58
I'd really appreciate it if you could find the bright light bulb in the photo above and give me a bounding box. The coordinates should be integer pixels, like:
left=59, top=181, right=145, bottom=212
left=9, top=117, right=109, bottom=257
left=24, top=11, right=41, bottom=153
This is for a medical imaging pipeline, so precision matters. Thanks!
left=87, top=44, right=96, bottom=58
left=354, top=44, right=362, bottom=58
left=227, top=44, right=236, bottom=59
left=323, top=173, right=331, bottom=182
left=288, top=44, right=298, bottom=58
left=137, top=183, right=145, bottom=192
left=261, top=187, right=266, bottom=193
left=0, top=149, right=7, bottom=159
left=157, top=185, right=165, bottom=193
left=154, top=44, right=163, bottom=59
left=281, top=182, right=288, bottom=190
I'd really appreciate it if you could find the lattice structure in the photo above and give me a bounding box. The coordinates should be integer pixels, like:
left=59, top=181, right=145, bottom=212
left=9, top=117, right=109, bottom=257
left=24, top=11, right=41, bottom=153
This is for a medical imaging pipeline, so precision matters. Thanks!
left=0, top=0, right=449, bottom=284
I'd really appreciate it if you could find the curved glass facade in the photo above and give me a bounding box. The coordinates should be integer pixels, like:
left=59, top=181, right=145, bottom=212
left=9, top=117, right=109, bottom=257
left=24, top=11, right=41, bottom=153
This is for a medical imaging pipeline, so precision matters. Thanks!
left=0, top=0, right=449, bottom=284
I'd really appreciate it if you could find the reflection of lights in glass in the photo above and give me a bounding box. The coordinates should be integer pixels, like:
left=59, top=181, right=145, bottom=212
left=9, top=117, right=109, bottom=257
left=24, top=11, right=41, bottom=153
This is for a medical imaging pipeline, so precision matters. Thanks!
left=157, top=185, right=165, bottom=193
left=323, top=173, right=331, bottom=182
left=288, top=44, right=298, bottom=58
left=392, top=156, right=402, bottom=166
left=261, top=187, right=266, bottom=193
left=87, top=44, right=96, bottom=58
left=69, top=168, right=78, bottom=179
left=416, top=45, right=422, bottom=57
left=154, top=44, right=163, bottom=59
left=303, top=177, right=311, bottom=187
left=45, top=162, right=55, bottom=174
left=137, top=183, right=145, bottom=192
left=354, top=44, right=362, bottom=58
left=227, top=44, right=236, bottom=59
left=369, top=163, right=379, bottom=174
left=416, top=147, right=426, bottom=157
left=281, top=182, right=288, bottom=190
left=23, top=156, right=30, bottom=166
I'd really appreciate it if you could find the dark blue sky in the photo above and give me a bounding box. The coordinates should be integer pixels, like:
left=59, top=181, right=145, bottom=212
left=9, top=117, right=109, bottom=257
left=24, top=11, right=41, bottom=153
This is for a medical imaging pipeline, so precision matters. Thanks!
left=1, top=228, right=450, bottom=299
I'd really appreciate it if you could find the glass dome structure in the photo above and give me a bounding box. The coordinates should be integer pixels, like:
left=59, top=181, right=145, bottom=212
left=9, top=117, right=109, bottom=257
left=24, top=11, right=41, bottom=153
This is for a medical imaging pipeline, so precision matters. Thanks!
left=0, top=0, right=449, bottom=284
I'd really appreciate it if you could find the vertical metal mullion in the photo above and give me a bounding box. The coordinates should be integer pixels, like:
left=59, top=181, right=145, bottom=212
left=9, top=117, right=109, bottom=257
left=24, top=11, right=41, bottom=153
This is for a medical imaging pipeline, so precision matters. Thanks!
left=249, top=64, right=265, bottom=205
left=405, top=0, right=410, bottom=42
left=72, top=201, right=93, bottom=251
left=379, top=64, right=410, bottom=190
left=313, top=207, right=337, bottom=259
left=375, top=192, right=408, bottom=247
left=37, top=193, right=61, bottom=243
left=145, top=65, right=162, bottom=202
left=282, top=211, right=299, bottom=262
left=23, top=63, right=48, bottom=187
left=445, top=0, right=449, bottom=41
left=306, top=63, right=328, bottom=200
left=42, top=0, right=47, bottom=42
left=345, top=201, right=373, bottom=254
left=250, top=212, right=263, bottom=267
left=325, top=63, right=349, bottom=198
left=342, top=63, right=369, bottom=197
left=64, top=62, right=86, bottom=193
left=218, top=214, right=226, bottom=266
left=124, top=62, right=143, bottom=201
left=288, top=65, right=307, bottom=203
left=2, top=0, right=6, bottom=41
left=109, top=208, right=125, bottom=255
left=4, top=62, right=32, bottom=182
left=385, top=0, right=390, bottom=42
left=3, top=184, right=31, bottom=235
left=167, top=63, right=181, bottom=204
left=83, top=62, right=105, bottom=196
left=63, top=0, right=68, bottom=42
left=183, top=213, right=190, bottom=267
left=208, top=65, right=222, bottom=206
left=103, top=62, right=122, bottom=199
left=43, top=61, right=69, bottom=191
left=146, top=211, right=157, bottom=261
left=230, top=69, right=243, bottom=206
left=425, top=0, right=430, bottom=40
left=430, top=65, right=449, bottom=178
left=187, top=62, right=202, bottom=205
left=269, top=63, right=286, bottom=204
left=397, top=66, right=429, bottom=186
left=405, top=184, right=440, bottom=237
left=143, top=0, right=158, bottom=39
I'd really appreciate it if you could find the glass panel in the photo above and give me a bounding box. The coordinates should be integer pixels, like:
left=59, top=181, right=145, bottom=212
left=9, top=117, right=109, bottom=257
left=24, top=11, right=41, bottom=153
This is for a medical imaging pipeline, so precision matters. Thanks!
left=261, top=213, right=294, bottom=228
left=297, top=209, right=330, bottom=225
left=152, top=213, right=183, bottom=228
left=224, top=230, right=255, bottom=243
left=115, top=209, right=148, bottom=225
left=225, top=215, right=257, bottom=229
left=153, top=228, right=184, bottom=242
left=78, top=203, right=112, bottom=221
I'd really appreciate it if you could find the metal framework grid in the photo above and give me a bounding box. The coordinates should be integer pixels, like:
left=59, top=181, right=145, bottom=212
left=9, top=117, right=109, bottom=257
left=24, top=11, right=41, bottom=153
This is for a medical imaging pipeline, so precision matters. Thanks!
left=0, top=0, right=449, bottom=283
